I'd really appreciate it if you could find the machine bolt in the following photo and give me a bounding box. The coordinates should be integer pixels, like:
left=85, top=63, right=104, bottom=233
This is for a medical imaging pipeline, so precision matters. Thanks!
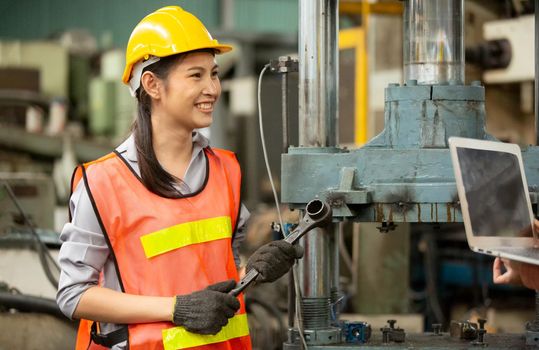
left=477, top=319, right=486, bottom=330
left=472, top=319, right=488, bottom=347
left=432, top=323, right=442, bottom=335
left=477, top=330, right=486, bottom=342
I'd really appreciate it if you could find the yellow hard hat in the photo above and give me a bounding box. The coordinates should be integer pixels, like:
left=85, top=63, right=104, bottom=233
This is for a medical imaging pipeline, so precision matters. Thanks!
left=122, top=6, right=232, bottom=85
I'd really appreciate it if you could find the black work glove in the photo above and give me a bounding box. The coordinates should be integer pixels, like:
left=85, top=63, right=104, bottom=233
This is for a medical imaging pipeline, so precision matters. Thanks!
left=172, top=279, right=240, bottom=335
left=246, top=240, right=304, bottom=283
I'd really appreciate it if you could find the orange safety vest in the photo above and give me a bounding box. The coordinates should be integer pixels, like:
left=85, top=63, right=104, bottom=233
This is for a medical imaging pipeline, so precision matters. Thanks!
left=71, top=148, right=251, bottom=350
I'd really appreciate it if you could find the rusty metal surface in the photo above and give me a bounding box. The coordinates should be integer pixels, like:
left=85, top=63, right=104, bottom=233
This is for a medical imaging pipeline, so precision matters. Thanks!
left=282, top=144, right=539, bottom=222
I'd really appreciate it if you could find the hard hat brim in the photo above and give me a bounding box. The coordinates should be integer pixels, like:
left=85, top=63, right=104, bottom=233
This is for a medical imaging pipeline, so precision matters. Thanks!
left=122, top=43, right=233, bottom=84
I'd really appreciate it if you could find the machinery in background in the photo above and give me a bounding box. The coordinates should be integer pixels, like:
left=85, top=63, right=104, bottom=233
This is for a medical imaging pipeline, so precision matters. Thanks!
left=278, top=0, right=539, bottom=348
left=0, top=178, right=76, bottom=349
left=467, top=14, right=535, bottom=83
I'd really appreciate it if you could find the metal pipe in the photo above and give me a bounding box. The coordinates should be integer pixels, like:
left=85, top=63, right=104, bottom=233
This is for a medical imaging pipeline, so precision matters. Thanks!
left=297, top=0, right=338, bottom=331
left=220, top=0, right=235, bottom=31
left=330, top=223, right=341, bottom=323
left=287, top=271, right=295, bottom=328
left=282, top=73, right=289, bottom=152
left=352, top=223, right=360, bottom=297
left=299, top=228, right=331, bottom=298
left=298, top=227, right=331, bottom=328
left=535, top=0, right=538, bottom=145
left=332, top=223, right=340, bottom=293
left=298, top=0, right=339, bottom=147
left=403, top=0, right=464, bottom=85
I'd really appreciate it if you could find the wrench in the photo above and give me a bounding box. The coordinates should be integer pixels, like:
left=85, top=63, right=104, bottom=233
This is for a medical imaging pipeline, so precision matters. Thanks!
left=229, top=199, right=332, bottom=296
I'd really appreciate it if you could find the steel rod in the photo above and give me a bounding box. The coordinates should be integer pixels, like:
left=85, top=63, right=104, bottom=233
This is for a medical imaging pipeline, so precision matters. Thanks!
left=282, top=73, right=289, bottom=152
left=298, top=0, right=339, bottom=147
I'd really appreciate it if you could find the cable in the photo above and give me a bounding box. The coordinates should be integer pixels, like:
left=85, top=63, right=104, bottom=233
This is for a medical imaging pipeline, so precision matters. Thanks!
left=2, top=182, right=60, bottom=288
left=257, top=64, right=308, bottom=349
left=0, top=292, right=64, bottom=319
left=257, top=64, right=284, bottom=231
left=293, top=264, right=308, bottom=350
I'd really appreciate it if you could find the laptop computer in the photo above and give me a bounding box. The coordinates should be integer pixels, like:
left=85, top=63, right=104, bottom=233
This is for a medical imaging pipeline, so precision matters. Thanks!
left=448, top=136, right=539, bottom=265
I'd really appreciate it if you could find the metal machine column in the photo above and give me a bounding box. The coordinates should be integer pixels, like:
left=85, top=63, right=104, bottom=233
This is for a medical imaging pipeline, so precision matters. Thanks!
left=403, top=0, right=464, bottom=85
left=298, top=0, right=338, bottom=148
left=287, top=0, right=341, bottom=347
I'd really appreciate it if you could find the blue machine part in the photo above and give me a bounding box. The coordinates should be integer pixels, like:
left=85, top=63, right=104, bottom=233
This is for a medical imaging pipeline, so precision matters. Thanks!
left=281, top=82, right=539, bottom=223
left=340, top=320, right=372, bottom=344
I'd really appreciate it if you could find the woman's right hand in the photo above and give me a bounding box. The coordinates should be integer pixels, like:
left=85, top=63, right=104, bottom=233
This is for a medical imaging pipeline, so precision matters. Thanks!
left=172, top=279, right=240, bottom=335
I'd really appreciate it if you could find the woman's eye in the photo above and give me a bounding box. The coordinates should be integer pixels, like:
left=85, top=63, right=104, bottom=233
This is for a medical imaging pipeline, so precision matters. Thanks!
left=191, top=73, right=201, bottom=78
left=212, top=71, right=220, bottom=78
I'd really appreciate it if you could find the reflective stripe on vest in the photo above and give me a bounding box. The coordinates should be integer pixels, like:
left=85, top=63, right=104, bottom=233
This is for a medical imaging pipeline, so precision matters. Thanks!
left=141, top=216, right=232, bottom=258
left=162, top=314, right=249, bottom=350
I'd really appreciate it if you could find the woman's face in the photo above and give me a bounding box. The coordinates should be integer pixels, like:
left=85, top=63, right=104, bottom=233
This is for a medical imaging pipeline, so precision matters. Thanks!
left=158, top=51, right=221, bottom=131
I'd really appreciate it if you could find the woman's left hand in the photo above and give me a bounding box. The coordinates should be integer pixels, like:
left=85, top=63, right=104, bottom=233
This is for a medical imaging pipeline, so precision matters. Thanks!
left=246, top=240, right=304, bottom=283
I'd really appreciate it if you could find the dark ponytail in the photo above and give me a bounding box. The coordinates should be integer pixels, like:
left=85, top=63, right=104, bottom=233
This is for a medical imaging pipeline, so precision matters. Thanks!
left=133, top=54, right=185, bottom=198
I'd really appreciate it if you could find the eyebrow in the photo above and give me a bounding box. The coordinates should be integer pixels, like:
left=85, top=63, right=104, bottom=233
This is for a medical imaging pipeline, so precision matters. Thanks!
left=187, top=64, right=220, bottom=71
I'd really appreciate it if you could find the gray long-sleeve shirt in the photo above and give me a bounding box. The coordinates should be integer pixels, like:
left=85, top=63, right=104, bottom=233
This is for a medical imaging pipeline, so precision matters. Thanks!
left=56, top=132, right=248, bottom=349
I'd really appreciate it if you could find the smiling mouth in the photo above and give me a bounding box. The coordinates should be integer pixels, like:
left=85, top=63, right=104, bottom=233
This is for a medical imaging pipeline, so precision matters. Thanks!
left=195, top=102, right=214, bottom=112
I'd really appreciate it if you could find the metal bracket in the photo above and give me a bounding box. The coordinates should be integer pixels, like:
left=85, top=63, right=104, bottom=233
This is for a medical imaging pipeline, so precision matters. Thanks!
left=270, top=56, right=299, bottom=73
left=321, top=167, right=372, bottom=217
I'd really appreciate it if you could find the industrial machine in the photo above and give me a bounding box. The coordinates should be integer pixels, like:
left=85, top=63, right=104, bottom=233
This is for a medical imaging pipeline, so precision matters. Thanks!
left=279, top=0, right=539, bottom=348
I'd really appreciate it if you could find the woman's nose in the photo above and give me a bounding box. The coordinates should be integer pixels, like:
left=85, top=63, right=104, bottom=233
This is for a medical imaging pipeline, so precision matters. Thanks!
left=203, top=77, right=219, bottom=96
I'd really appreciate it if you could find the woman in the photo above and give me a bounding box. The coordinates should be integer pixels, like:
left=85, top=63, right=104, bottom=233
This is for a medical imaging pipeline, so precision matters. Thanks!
left=57, top=6, right=302, bottom=350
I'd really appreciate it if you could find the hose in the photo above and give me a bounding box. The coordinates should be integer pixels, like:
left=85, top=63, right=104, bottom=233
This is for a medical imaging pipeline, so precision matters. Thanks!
left=0, top=292, right=64, bottom=319
left=2, top=183, right=60, bottom=288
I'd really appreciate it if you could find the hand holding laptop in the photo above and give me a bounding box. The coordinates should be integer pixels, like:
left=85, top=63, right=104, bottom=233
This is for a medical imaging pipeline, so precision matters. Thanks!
left=493, top=257, right=524, bottom=286
left=493, top=218, right=539, bottom=290
left=449, top=137, right=539, bottom=268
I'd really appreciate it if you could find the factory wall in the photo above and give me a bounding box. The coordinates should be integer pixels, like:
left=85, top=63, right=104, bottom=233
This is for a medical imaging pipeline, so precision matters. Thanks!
left=0, top=0, right=298, bottom=48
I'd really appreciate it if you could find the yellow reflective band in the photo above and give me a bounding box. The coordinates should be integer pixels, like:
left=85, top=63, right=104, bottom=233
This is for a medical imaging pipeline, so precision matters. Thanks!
left=162, top=313, right=249, bottom=350
left=140, top=216, right=232, bottom=258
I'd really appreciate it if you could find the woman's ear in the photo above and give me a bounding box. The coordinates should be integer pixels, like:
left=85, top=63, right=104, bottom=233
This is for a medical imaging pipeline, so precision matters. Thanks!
left=140, top=71, right=161, bottom=100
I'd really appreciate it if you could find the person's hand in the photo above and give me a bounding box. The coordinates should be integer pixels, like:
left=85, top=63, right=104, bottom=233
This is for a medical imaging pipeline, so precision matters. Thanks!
left=246, top=240, right=304, bottom=283
left=493, top=257, right=523, bottom=286
left=172, top=280, right=240, bottom=334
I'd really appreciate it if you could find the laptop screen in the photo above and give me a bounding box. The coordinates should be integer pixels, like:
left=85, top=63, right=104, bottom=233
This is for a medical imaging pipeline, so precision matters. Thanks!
left=456, top=147, right=533, bottom=238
